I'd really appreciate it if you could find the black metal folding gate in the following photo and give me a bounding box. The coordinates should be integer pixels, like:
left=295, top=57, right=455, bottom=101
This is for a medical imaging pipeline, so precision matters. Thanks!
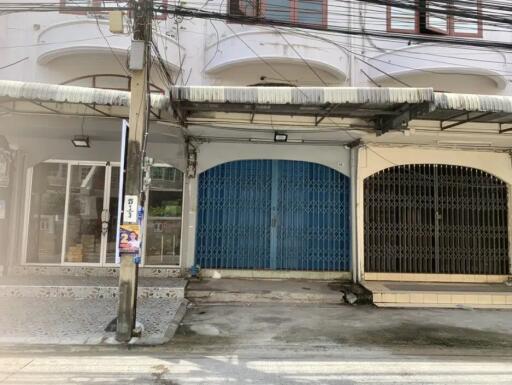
left=364, top=164, right=509, bottom=275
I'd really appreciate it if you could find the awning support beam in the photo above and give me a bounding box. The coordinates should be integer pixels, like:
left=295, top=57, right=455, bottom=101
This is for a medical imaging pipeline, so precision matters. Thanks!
left=149, top=108, right=161, bottom=119
left=84, top=103, right=112, bottom=117
left=315, top=103, right=350, bottom=126
left=499, top=122, right=512, bottom=134
left=373, top=102, right=432, bottom=135
left=441, top=111, right=494, bottom=131
left=439, top=111, right=469, bottom=129
left=30, top=101, right=61, bottom=115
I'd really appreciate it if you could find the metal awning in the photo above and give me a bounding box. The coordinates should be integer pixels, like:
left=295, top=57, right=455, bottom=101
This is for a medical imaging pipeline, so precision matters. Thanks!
left=424, top=93, right=512, bottom=133
left=169, top=86, right=512, bottom=134
left=0, top=79, right=168, bottom=120
left=170, top=86, right=435, bottom=132
left=0, top=79, right=168, bottom=109
left=2, top=80, right=512, bottom=134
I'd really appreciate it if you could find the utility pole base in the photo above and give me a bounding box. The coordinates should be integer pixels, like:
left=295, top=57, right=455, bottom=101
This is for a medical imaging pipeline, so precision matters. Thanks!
left=116, top=254, right=137, bottom=342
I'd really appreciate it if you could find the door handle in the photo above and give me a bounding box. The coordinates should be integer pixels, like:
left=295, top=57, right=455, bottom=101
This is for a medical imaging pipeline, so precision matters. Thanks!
left=101, top=209, right=110, bottom=234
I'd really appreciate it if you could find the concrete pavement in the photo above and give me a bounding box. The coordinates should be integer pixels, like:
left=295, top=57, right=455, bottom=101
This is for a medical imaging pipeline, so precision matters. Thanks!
left=1, top=351, right=512, bottom=384
left=0, top=297, right=187, bottom=345
left=0, top=303, right=512, bottom=384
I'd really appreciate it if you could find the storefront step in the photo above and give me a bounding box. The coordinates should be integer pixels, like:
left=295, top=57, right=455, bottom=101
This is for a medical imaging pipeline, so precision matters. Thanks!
left=0, top=275, right=187, bottom=300
left=363, top=280, right=512, bottom=309
left=187, top=278, right=346, bottom=304
left=7, top=265, right=181, bottom=278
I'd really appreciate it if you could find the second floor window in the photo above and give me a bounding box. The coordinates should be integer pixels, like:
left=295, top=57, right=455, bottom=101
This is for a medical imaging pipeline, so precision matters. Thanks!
left=60, top=0, right=168, bottom=20
left=233, top=0, right=327, bottom=27
left=388, top=0, right=482, bottom=37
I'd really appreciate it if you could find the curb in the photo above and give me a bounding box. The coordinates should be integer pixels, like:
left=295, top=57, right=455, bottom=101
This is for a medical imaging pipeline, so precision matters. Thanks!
left=163, top=299, right=189, bottom=342
left=187, top=291, right=343, bottom=304
left=123, top=299, right=190, bottom=346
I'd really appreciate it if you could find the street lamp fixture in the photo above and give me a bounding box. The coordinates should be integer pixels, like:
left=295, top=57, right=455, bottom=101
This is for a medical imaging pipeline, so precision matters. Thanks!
left=274, top=132, right=288, bottom=142
left=71, top=135, right=90, bottom=148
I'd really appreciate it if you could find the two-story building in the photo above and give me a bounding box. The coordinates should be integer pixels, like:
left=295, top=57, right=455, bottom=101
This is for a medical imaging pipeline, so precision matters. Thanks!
left=1, top=0, right=511, bottom=304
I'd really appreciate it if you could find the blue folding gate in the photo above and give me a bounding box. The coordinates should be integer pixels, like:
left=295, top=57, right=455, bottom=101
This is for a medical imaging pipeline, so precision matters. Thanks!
left=196, top=160, right=351, bottom=271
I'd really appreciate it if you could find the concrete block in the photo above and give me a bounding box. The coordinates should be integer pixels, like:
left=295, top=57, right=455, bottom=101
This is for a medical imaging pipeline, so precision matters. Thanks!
left=345, top=293, right=358, bottom=304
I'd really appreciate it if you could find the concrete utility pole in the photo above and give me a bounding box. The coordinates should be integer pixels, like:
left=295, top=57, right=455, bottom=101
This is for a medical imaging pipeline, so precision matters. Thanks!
left=116, top=0, right=153, bottom=342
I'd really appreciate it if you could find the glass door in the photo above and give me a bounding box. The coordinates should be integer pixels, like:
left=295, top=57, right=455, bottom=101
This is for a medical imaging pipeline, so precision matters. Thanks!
left=25, top=162, right=68, bottom=264
left=25, top=161, right=182, bottom=266
left=63, top=163, right=107, bottom=264
left=143, top=166, right=183, bottom=266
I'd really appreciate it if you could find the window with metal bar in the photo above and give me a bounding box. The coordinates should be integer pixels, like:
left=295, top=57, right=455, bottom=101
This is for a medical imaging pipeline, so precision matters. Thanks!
left=230, top=0, right=327, bottom=27
left=387, top=0, right=482, bottom=38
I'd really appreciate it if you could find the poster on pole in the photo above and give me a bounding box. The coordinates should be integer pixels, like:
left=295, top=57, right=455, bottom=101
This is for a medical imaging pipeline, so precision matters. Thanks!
left=119, top=224, right=141, bottom=254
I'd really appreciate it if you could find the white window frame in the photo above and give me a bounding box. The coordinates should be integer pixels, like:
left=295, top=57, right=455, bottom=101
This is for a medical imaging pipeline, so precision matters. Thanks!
left=22, top=160, right=185, bottom=268
left=142, top=163, right=184, bottom=268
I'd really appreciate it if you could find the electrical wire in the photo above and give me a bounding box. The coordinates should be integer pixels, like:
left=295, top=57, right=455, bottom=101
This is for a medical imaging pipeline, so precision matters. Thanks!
left=2, top=1, right=512, bottom=83
left=0, top=56, right=29, bottom=70
left=93, top=13, right=130, bottom=75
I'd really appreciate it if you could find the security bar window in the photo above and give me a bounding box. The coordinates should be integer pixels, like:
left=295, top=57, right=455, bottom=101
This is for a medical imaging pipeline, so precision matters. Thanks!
left=231, top=0, right=327, bottom=27
left=388, top=0, right=482, bottom=37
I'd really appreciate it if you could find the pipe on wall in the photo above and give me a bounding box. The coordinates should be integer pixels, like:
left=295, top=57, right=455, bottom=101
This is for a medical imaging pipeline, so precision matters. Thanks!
left=350, top=145, right=359, bottom=283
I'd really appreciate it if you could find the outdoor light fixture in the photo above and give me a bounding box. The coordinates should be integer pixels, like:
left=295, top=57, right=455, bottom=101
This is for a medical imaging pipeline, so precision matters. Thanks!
left=71, top=135, right=90, bottom=148
left=274, top=132, right=288, bottom=142
left=73, top=116, right=90, bottom=148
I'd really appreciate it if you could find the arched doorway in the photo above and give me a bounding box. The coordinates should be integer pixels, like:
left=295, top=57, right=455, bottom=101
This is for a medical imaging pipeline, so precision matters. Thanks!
left=196, top=160, right=351, bottom=271
left=364, top=164, right=509, bottom=275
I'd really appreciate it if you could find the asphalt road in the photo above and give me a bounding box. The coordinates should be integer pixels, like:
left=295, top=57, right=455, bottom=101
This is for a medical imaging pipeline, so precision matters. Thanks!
left=1, top=303, right=512, bottom=384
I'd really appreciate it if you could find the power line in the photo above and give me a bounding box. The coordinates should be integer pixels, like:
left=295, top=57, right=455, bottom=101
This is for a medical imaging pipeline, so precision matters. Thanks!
left=154, top=5, right=512, bottom=50
left=355, top=0, right=512, bottom=25
left=3, top=1, right=512, bottom=48
left=0, top=56, right=29, bottom=70
left=4, top=1, right=512, bottom=82
left=3, top=2, right=512, bottom=84
left=93, top=13, right=130, bottom=75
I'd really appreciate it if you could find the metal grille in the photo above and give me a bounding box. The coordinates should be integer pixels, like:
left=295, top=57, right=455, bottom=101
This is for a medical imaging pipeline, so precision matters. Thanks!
left=364, top=164, right=509, bottom=275
left=276, top=161, right=351, bottom=271
left=196, top=160, right=351, bottom=271
left=196, top=160, right=272, bottom=269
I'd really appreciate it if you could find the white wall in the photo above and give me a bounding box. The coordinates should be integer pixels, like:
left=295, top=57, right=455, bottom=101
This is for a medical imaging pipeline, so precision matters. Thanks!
left=2, top=0, right=512, bottom=91
left=353, top=1, right=512, bottom=94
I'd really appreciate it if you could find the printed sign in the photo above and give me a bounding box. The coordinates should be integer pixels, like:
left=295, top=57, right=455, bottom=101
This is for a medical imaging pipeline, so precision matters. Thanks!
left=119, top=224, right=141, bottom=254
left=123, top=195, right=138, bottom=223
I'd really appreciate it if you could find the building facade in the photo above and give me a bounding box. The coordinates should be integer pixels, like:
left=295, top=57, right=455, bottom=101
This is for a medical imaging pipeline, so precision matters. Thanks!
left=0, top=0, right=511, bottom=284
